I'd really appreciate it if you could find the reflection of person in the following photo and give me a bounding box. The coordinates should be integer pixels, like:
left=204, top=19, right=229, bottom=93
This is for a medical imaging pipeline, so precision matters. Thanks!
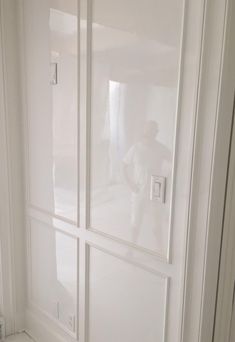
left=123, top=121, right=171, bottom=245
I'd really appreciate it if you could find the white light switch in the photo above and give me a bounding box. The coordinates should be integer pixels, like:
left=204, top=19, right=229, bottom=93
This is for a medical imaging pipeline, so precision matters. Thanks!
left=154, top=181, right=161, bottom=197
left=150, top=176, right=166, bottom=203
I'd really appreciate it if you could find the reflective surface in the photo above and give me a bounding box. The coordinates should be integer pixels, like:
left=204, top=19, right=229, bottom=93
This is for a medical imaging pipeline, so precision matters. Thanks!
left=25, top=0, right=78, bottom=221
left=23, top=0, right=206, bottom=340
left=23, top=0, right=204, bottom=340
left=89, top=247, right=167, bottom=342
left=30, top=219, right=77, bottom=331
left=89, top=0, right=183, bottom=255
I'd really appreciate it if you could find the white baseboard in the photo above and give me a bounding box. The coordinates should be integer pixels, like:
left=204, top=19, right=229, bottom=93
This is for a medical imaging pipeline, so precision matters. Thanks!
left=25, top=310, right=76, bottom=342
left=14, top=312, right=26, bottom=334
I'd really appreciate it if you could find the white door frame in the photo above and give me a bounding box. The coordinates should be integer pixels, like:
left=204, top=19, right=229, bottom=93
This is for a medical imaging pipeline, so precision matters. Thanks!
left=0, top=0, right=26, bottom=336
left=213, top=99, right=235, bottom=342
left=180, top=0, right=235, bottom=340
left=212, top=0, right=235, bottom=339
left=0, top=0, right=17, bottom=334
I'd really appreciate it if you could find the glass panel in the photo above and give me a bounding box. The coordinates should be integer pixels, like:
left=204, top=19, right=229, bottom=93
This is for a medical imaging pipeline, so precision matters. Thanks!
left=25, top=0, right=78, bottom=221
left=89, top=247, right=166, bottom=342
left=89, top=0, right=183, bottom=255
left=30, top=219, right=77, bottom=332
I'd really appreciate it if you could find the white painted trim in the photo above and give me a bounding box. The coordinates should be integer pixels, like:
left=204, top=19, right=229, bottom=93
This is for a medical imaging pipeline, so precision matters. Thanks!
left=0, top=0, right=17, bottom=335
left=86, top=242, right=169, bottom=279
left=26, top=211, right=174, bottom=277
left=0, top=0, right=26, bottom=335
left=213, top=0, right=235, bottom=340
left=213, top=104, right=235, bottom=342
left=17, top=0, right=38, bottom=315
left=181, top=0, right=233, bottom=340
left=167, top=0, right=187, bottom=265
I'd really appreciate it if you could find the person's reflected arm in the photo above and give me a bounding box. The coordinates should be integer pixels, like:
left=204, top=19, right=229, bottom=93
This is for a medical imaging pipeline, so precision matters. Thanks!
left=123, top=162, right=139, bottom=193
left=123, top=145, right=139, bottom=194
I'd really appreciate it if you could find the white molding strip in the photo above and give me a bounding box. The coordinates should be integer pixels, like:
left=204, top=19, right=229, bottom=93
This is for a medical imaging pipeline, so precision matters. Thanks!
left=0, top=0, right=17, bottom=335
left=213, top=0, right=235, bottom=340
left=181, top=0, right=233, bottom=341
left=0, top=0, right=26, bottom=335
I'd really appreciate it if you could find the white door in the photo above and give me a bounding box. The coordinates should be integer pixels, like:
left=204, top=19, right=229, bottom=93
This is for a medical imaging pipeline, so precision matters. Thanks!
left=22, top=0, right=206, bottom=341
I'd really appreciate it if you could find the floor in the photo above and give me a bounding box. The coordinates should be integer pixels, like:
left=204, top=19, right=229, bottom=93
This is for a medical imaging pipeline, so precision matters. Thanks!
left=6, top=333, right=34, bottom=342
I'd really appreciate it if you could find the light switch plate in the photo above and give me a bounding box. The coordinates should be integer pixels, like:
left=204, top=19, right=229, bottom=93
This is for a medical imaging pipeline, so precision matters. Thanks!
left=150, top=175, right=166, bottom=203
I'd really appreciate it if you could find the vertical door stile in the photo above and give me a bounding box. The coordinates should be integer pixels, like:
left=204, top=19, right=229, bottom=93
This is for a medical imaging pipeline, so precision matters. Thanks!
left=79, top=1, right=89, bottom=341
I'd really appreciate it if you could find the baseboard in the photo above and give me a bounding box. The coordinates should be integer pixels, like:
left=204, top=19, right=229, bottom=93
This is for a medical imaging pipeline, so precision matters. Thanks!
left=25, top=310, right=76, bottom=342
left=14, top=312, right=26, bottom=334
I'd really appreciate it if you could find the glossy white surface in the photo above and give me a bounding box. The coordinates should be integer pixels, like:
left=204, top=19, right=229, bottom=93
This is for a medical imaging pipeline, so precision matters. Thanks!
left=24, top=0, right=78, bottom=222
left=88, top=0, right=183, bottom=255
left=22, top=0, right=207, bottom=341
left=88, top=247, right=167, bottom=342
left=30, top=219, right=77, bottom=332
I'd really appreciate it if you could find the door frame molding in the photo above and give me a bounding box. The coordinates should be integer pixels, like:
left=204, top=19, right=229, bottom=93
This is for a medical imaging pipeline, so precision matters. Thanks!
left=0, top=0, right=26, bottom=335
left=0, top=0, right=17, bottom=334
left=181, top=0, right=234, bottom=341
left=212, top=0, right=235, bottom=339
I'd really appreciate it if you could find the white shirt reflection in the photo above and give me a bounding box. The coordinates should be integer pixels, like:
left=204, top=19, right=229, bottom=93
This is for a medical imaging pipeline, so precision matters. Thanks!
left=123, top=121, right=171, bottom=244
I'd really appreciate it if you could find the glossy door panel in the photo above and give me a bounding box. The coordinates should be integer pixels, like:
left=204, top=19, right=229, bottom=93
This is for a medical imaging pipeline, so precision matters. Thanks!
left=22, top=0, right=205, bottom=340
left=30, top=218, right=77, bottom=333
left=88, top=0, right=184, bottom=255
left=88, top=246, right=168, bottom=342
left=24, top=0, right=78, bottom=222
